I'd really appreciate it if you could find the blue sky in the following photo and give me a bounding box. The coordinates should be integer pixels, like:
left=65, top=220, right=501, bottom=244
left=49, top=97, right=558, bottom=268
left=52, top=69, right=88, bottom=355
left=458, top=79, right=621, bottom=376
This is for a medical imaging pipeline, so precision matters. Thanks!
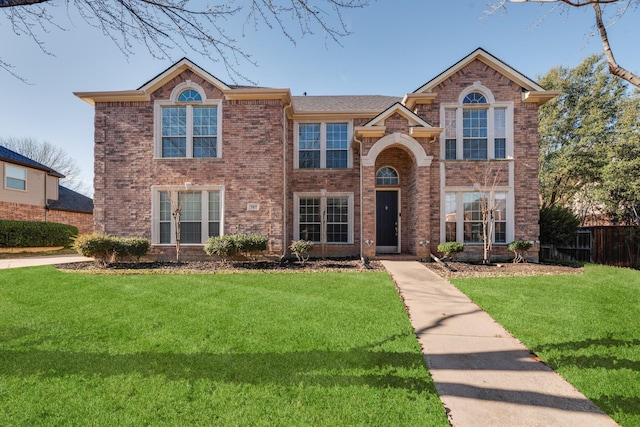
left=0, top=0, right=637, bottom=194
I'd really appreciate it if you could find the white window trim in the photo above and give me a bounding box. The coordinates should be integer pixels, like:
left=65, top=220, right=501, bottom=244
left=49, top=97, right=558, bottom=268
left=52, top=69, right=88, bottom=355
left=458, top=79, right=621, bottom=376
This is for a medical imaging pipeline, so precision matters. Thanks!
left=440, top=83, right=514, bottom=161
left=5, top=164, right=27, bottom=191
left=440, top=187, right=514, bottom=245
left=293, top=191, right=354, bottom=244
left=151, top=185, right=225, bottom=246
left=293, top=121, right=353, bottom=169
left=154, top=81, right=223, bottom=159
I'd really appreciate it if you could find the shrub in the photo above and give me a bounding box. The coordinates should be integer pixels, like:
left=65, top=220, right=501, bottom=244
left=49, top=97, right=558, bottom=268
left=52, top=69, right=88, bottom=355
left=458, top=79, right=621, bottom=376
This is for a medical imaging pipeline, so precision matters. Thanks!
left=73, top=234, right=150, bottom=266
left=0, top=220, right=77, bottom=248
left=507, top=240, right=533, bottom=263
left=437, top=241, right=464, bottom=260
left=290, top=240, right=313, bottom=263
left=204, top=234, right=269, bottom=261
left=540, top=205, right=580, bottom=246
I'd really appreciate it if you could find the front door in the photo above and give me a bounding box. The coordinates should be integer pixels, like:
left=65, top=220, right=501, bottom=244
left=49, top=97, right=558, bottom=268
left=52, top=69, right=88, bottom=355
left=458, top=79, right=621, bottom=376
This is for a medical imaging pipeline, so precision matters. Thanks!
left=376, top=190, right=399, bottom=253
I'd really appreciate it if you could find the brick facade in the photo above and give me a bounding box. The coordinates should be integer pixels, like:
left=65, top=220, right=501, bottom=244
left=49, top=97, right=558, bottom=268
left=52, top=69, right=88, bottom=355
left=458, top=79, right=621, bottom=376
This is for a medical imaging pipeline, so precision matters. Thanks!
left=0, top=201, right=93, bottom=235
left=81, top=50, right=552, bottom=262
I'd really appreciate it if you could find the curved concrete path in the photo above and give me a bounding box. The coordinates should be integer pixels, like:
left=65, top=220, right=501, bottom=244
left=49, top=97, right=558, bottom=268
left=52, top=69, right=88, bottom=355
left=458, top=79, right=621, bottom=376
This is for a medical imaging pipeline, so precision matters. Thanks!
left=0, top=254, right=92, bottom=269
left=381, top=260, right=618, bottom=427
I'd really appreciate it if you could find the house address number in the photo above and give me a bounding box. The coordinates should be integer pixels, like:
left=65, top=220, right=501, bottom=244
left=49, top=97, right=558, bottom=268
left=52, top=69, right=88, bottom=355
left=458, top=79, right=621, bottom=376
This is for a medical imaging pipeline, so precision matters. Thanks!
left=247, top=203, right=260, bottom=211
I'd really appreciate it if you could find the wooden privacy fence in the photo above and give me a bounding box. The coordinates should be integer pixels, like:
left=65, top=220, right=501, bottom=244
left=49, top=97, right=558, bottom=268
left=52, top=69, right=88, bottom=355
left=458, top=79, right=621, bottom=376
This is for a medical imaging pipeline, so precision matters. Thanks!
left=540, top=226, right=640, bottom=268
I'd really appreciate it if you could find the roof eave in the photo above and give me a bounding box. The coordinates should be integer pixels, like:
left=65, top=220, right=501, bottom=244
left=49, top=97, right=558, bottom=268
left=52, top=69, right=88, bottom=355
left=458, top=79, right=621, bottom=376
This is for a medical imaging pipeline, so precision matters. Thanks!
left=522, top=90, right=560, bottom=105
left=74, top=90, right=149, bottom=106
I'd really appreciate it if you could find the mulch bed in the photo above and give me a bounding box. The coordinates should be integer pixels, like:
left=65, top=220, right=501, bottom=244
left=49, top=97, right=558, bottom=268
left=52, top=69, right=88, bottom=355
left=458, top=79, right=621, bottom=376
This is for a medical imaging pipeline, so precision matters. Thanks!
left=56, top=257, right=581, bottom=278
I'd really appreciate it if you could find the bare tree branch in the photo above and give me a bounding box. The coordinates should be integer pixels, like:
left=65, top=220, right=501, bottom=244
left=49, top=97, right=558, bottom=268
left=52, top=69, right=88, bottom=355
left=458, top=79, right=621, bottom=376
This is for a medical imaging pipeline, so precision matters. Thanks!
left=486, top=0, right=639, bottom=87
left=0, top=0, right=369, bottom=83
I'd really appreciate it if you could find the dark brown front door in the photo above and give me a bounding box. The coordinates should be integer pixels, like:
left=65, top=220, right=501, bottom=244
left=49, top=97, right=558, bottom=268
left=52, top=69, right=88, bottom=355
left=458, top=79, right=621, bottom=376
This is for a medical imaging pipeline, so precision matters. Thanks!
left=376, top=190, right=399, bottom=253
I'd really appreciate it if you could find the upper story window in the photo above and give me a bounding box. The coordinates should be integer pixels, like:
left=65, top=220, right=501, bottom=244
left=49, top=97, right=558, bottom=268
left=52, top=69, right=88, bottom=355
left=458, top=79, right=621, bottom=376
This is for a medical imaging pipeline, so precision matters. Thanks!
left=155, top=82, right=222, bottom=159
left=376, top=167, right=399, bottom=186
left=5, top=165, right=26, bottom=190
left=295, top=122, right=352, bottom=169
left=442, top=84, right=512, bottom=161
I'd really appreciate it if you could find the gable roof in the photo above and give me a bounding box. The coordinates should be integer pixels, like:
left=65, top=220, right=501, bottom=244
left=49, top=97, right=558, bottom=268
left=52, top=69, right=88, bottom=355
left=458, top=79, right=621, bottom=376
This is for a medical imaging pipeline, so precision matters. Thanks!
left=48, top=185, right=93, bottom=214
left=355, top=103, right=443, bottom=139
left=0, top=145, right=65, bottom=178
left=414, top=48, right=547, bottom=94
left=291, top=95, right=400, bottom=119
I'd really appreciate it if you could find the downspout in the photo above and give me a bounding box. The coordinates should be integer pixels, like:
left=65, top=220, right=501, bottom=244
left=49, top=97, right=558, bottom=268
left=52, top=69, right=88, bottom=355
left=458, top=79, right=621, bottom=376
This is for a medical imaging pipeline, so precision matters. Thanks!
left=282, top=102, right=292, bottom=262
left=353, top=134, right=364, bottom=263
left=44, top=172, right=48, bottom=222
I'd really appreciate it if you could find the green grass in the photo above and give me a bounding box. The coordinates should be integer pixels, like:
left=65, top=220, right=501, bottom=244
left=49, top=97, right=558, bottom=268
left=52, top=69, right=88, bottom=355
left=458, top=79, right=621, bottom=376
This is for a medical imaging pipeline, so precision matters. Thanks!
left=0, top=267, right=448, bottom=426
left=453, top=264, right=640, bottom=427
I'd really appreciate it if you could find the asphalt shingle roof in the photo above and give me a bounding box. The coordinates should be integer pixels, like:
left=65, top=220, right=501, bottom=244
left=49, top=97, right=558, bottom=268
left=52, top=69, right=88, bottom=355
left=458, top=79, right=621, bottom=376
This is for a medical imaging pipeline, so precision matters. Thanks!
left=0, top=145, right=65, bottom=178
left=48, top=186, right=93, bottom=214
left=292, top=95, right=401, bottom=113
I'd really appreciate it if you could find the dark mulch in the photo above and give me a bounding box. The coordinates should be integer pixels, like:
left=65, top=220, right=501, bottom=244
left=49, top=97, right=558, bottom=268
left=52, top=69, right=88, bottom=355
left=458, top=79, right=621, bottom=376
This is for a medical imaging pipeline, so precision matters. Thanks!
left=424, top=260, right=583, bottom=279
left=56, top=257, right=385, bottom=274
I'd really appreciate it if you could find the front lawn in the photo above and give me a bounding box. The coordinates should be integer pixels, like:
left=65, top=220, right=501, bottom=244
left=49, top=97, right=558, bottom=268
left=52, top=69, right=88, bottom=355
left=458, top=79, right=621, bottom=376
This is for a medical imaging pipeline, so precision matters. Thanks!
left=453, top=264, right=640, bottom=427
left=0, top=266, right=448, bottom=426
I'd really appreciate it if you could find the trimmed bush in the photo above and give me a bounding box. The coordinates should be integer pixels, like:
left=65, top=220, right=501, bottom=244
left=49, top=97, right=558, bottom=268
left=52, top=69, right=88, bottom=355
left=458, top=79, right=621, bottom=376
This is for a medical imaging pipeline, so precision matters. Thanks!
left=508, top=240, right=533, bottom=263
left=204, top=234, right=269, bottom=261
left=437, top=241, right=465, bottom=260
left=540, top=205, right=580, bottom=246
left=73, top=234, right=150, bottom=266
left=290, top=240, right=313, bottom=263
left=0, top=220, right=78, bottom=248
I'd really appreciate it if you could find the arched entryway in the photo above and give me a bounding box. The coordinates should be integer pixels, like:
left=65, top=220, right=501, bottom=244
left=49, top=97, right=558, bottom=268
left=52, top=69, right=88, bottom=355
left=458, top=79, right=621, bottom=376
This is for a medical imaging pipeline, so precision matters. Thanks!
left=361, top=133, right=433, bottom=257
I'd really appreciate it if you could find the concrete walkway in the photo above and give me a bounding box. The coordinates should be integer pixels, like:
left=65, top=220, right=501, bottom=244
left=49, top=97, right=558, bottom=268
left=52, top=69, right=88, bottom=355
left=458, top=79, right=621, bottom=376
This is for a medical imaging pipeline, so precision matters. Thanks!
left=0, top=254, right=92, bottom=269
left=381, top=260, right=618, bottom=427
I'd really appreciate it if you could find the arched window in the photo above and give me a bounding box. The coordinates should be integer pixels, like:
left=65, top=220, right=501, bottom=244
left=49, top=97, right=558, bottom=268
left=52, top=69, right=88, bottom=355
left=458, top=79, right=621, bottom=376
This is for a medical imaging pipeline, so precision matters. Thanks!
left=376, top=167, right=399, bottom=186
left=463, top=92, right=487, bottom=104
left=178, top=89, right=202, bottom=102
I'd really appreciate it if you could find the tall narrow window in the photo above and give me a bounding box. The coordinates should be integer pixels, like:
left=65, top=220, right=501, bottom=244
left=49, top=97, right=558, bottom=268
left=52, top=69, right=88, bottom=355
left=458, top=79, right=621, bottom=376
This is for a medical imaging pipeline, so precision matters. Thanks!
left=5, top=165, right=27, bottom=190
left=445, top=193, right=457, bottom=242
left=299, top=198, right=321, bottom=242
left=463, top=108, right=488, bottom=159
left=326, top=123, right=348, bottom=168
left=444, top=109, right=457, bottom=160
left=463, top=192, right=484, bottom=243
left=162, top=107, right=187, bottom=157
left=208, top=191, right=221, bottom=238
left=298, top=124, right=321, bottom=168
left=179, top=192, right=202, bottom=244
left=494, top=192, right=507, bottom=243
left=193, top=106, right=218, bottom=158
left=494, top=108, right=506, bottom=159
left=159, top=191, right=172, bottom=244
left=326, top=197, right=349, bottom=243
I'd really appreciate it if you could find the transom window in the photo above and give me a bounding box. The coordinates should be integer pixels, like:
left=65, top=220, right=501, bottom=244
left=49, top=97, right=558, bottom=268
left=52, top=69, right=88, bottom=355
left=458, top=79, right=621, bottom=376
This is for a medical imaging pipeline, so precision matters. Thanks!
left=376, top=167, right=399, bottom=186
left=442, top=85, right=512, bottom=160
left=155, top=84, right=221, bottom=159
left=154, top=187, right=222, bottom=245
left=443, top=191, right=509, bottom=244
left=295, top=122, right=351, bottom=169
left=5, top=165, right=26, bottom=191
left=294, top=193, right=353, bottom=244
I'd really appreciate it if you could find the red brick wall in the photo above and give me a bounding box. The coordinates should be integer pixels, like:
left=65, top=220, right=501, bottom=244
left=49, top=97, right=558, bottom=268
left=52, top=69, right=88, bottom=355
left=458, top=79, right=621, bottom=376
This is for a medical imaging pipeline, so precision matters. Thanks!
left=94, top=70, right=286, bottom=259
left=0, top=201, right=92, bottom=236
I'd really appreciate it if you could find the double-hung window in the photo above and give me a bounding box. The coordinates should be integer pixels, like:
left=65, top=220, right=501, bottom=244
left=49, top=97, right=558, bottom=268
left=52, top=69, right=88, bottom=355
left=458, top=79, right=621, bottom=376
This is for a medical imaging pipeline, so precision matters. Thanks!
left=154, top=186, right=223, bottom=245
left=442, top=86, right=512, bottom=160
left=295, top=122, right=351, bottom=169
left=294, top=192, right=353, bottom=244
left=5, top=165, right=26, bottom=190
left=443, top=191, right=510, bottom=244
left=156, top=84, right=221, bottom=159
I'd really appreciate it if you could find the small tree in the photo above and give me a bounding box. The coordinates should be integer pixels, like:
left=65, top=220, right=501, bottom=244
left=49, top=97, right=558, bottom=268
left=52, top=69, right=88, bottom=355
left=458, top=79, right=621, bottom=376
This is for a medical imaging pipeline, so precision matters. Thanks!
left=508, top=240, right=533, bottom=263
left=290, top=240, right=314, bottom=264
left=437, top=242, right=465, bottom=261
left=171, top=192, right=184, bottom=263
left=472, top=162, right=507, bottom=264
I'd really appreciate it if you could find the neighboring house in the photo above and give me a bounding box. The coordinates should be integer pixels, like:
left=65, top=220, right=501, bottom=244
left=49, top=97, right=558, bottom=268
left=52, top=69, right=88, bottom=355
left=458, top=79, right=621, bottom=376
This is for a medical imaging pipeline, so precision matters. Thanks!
left=0, top=146, right=93, bottom=235
left=75, top=48, right=556, bottom=261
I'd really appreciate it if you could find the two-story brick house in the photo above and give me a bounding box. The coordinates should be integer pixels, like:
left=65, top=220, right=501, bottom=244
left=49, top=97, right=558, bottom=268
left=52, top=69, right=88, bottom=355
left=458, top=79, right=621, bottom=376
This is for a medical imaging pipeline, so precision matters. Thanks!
left=75, top=48, right=556, bottom=261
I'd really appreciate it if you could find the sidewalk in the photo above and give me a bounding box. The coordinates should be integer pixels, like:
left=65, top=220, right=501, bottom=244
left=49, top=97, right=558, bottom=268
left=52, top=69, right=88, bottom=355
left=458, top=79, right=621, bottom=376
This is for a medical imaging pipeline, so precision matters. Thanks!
left=381, top=260, right=618, bottom=427
left=0, top=254, right=92, bottom=269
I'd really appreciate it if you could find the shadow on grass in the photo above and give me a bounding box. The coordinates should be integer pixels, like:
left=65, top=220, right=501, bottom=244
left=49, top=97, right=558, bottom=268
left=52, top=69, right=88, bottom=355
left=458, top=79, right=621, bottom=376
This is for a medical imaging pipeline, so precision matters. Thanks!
left=532, top=335, right=640, bottom=416
left=0, top=344, right=436, bottom=394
